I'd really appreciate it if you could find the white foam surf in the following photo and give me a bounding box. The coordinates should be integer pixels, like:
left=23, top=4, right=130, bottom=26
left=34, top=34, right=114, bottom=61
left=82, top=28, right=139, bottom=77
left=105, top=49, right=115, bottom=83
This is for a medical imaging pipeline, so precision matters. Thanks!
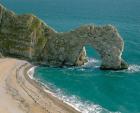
left=27, top=61, right=140, bottom=113
left=83, top=58, right=100, bottom=68
left=27, top=60, right=124, bottom=113
left=127, top=65, right=140, bottom=73
left=27, top=66, right=36, bottom=80
left=113, top=64, right=140, bottom=74
left=41, top=81, right=113, bottom=113
left=85, top=58, right=140, bottom=74
left=27, top=66, right=112, bottom=113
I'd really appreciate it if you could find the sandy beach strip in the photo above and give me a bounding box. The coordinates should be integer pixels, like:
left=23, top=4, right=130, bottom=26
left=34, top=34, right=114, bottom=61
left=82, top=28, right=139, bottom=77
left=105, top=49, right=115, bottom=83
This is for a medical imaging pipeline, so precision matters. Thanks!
left=0, top=58, right=80, bottom=113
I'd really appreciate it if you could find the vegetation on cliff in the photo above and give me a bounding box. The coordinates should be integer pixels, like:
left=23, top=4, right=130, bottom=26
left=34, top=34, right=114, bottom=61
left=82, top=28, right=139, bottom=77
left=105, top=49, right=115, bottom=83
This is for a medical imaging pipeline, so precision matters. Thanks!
left=0, top=4, right=128, bottom=70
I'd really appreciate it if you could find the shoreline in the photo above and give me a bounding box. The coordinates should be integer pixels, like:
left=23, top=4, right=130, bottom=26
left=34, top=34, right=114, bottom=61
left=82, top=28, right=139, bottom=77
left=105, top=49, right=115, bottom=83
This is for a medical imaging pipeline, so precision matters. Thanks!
left=0, top=58, right=80, bottom=113
left=24, top=63, right=80, bottom=113
left=26, top=66, right=87, bottom=112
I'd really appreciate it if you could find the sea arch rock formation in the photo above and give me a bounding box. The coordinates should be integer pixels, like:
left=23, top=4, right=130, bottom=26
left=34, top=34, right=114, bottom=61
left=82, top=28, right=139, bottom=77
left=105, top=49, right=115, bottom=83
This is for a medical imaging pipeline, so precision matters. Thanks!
left=0, top=4, right=128, bottom=70
left=43, top=25, right=128, bottom=70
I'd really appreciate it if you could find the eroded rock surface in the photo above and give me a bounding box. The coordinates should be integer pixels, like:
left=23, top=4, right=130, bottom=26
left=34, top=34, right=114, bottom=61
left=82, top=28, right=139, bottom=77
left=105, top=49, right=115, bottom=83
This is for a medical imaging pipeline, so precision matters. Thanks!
left=0, top=4, right=55, bottom=60
left=0, top=4, right=128, bottom=70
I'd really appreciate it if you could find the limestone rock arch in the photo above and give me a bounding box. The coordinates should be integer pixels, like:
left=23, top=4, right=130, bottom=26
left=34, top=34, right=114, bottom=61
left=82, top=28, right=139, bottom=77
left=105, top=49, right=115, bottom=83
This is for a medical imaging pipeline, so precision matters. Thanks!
left=0, top=4, right=128, bottom=70
left=43, top=25, right=128, bottom=70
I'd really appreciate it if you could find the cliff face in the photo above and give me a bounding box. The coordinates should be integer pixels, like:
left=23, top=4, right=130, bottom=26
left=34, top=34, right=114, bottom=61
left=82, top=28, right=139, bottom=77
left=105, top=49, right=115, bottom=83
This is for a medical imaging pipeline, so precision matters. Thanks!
left=0, top=4, right=55, bottom=60
left=0, top=4, right=128, bottom=70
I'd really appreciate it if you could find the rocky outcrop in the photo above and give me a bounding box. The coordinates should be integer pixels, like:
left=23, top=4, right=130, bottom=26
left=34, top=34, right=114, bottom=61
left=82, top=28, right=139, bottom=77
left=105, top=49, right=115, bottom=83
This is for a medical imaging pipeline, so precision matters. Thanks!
left=0, top=4, right=128, bottom=70
left=0, top=4, right=55, bottom=60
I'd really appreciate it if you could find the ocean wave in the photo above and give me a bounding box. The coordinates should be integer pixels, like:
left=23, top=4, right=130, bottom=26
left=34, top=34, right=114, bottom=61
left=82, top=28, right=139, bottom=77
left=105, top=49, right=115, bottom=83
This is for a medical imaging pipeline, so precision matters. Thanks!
left=84, top=59, right=140, bottom=74
left=42, top=82, right=112, bottom=113
left=27, top=67, right=112, bottom=113
left=127, top=65, right=140, bottom=73
left=83, top=58, right=101, bottom=68
left=83, top=58, right=140, bottom=74
left=65, top=58, right=100, bottom=73
left=112, top=64, right=140, bottom=74
left=27, top=61, right=140, bottom=113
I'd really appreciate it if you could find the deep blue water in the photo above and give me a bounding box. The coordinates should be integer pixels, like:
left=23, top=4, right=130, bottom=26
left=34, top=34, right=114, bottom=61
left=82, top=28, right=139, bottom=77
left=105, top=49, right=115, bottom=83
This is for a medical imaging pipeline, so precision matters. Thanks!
left=1, top=0, right=140, bottom=112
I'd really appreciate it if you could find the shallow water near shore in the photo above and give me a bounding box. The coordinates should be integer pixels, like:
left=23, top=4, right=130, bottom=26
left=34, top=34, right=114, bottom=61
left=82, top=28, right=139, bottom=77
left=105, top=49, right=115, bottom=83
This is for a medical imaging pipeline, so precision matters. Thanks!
left=1, top=0, right=140, bottom=112
left=34, top=58, right=140, bottom=113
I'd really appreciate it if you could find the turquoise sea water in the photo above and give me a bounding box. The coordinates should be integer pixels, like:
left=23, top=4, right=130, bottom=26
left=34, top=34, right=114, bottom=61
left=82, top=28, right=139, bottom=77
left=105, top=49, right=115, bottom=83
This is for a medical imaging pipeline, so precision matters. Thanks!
left=1, top=0, right=140, bottom=112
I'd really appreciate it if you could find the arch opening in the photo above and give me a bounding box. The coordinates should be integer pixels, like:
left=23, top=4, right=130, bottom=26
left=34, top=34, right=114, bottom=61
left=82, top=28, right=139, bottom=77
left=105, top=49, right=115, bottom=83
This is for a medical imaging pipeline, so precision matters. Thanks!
left=84, top=44, right=101, bottom=67
left=73, top=25, right=128, bottom=70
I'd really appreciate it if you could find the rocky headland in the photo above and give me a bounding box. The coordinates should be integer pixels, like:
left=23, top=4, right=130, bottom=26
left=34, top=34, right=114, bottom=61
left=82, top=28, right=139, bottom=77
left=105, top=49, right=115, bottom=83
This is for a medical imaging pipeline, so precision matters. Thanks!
left=0, top=4, right=128, bottom=70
